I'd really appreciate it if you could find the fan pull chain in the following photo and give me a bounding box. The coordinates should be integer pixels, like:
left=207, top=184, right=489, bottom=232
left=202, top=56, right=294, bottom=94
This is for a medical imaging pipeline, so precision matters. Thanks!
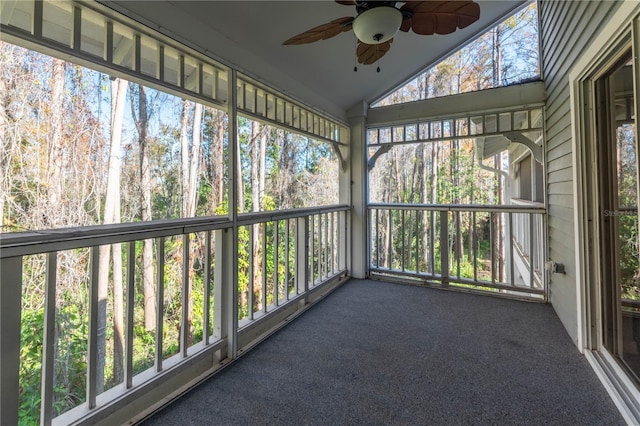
left=353, top=36, right=358, bottom=72
left=376, top=45, right=381, bottom=72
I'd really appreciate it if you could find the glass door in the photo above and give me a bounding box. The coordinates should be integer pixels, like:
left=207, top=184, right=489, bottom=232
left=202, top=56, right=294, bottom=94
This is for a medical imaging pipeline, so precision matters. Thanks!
left=596, top=51, right=640, bottom=382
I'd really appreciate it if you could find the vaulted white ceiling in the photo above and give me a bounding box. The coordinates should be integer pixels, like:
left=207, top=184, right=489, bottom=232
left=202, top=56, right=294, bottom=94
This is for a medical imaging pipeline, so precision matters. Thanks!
left=104, top=1, right=528, bottom=122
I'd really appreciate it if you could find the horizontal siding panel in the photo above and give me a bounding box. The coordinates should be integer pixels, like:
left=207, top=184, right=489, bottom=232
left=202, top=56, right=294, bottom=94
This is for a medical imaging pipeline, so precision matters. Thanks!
left=548, top=152, right=572, bottom=170
left=548, top=182, right=573, bottom=197
left=548, top=218, right=574, bottom=237
left=548, top=214, right=575, bottom=235
left=546, top=135, right=570, bottom=153
left=541, top=0, right=577, bottom=73
left=548, top=204, right=574, bottom=223
left=548, top=239, right=575, bottom=263
left=543, top=2, right=591, bottom=88
left=546, top=129, right=573, bottom=160
left=548, top=236, right=574, bottom=256
left=544, top=3, right=610, bottom=88
left=523, top=0, right=624, bottom=343
left=545, top=86, right=571, bottom=122
left=545, top=106, right=571, bottom=141
left=547, top=167, right=574, bottom=184
left=548, top=231, right=574, bottom=252
left=545, top=3, right=620, bottom=99
left=549, top=244, right=575, bottom=265
left=548, top=192, right=574, bottom=206
left=547, top=138, right=572, bottom=160
left=539, top=0, right=555, bottom=28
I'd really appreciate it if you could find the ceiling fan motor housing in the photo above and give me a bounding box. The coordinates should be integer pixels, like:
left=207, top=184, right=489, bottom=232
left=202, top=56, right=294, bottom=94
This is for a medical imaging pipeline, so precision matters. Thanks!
left=352, top=6, right=403, bottom=44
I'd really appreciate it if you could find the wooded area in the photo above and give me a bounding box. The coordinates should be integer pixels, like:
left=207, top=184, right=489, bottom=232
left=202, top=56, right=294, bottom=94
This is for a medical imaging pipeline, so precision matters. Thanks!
left=2, top=4, right=542, bottom=424
left=1, top=38, right=338, bottom=424
left=368, top=4, right=539, bottom=284
left=374, top=3, right=539, bottom=106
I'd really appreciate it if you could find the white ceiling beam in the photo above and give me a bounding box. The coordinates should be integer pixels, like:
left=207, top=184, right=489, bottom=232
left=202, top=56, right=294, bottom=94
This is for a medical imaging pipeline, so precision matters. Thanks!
left=366, top=81, right=546, bottom=127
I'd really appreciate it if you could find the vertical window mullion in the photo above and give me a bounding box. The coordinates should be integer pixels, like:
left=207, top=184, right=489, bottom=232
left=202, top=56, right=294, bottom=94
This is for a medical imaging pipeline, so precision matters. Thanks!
left=204, top=231, right=212, bottom=343
left=106, top=21, right=113, bottom=63
left=72, top=5, right=81, bottom=51
left=87, top=246, right=100, bottom=409
left=125, top=242, right=135, bottom=388
left=33, top=0, right=43, bottom=38
left=181, top=234, right=189, bottom=357
left=155, top=237, right=165, bottom=371
left=40, top=252, right=57, bottom=425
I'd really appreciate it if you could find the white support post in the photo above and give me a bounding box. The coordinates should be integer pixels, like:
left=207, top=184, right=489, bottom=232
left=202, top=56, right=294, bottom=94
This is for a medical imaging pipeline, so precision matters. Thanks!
left=228, top=68, right=239, bottom=358
left=214, top=228, right=236, bottom=360
left=346, top=101, right=368, bottom=278
left=508, top=212, right=514, bottom=285
left=274, top=221, right=279, bottom=306
left=295, top=216, right=309, bottom=298
left=440, top=211, right=449, bottom=284
left=1, top=257, right=22, bottom=426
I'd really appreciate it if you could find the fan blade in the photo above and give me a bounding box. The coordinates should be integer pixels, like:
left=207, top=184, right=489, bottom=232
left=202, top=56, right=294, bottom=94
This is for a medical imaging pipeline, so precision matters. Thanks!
left=400, top=1, right=480, bottom=35
left=335, top=0, right=355, bottom=5
left=357, top=39, right=393, bottom=65
left=283, top=17, right=354, bottom=45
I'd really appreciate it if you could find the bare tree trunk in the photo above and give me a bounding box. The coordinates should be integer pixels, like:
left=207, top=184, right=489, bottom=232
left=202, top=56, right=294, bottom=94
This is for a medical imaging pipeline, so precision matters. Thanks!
left=454, top=140, right=462, bottom=261
left=186, top=103, right=203, bottom=217
left=420, top=144, right=428, bottom=271
left=468, top=145, right=475, bottom=260
left=97, top=78, right=127, bottom=393
left=259, top=129, right=266, bottom=203
left=47, top=59, right=65, bottom=227
left=179, top=100, right=203, bottom=347
left=493, top=26, right=503, bottom=87
left=180, top=101, right=191, bottom=216
left=494, top=153, right=505, bottom=281
left=131, top=84, right=156, bottom=332
left=188, top=103, right=202, bottom=345
left=0, top=70, right=7, bottom=228
left=250, top=122, right=265, bottom=309
left=215, top=110, right=226, bottom=208
left=236, top=124, right=245, bottom=213
left=428, top=143, right=439, bottom=270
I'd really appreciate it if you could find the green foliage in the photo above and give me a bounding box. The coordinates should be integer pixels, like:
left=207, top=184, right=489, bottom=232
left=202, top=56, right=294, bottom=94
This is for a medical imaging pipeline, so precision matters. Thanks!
left=620, top=215, right=639, bottom=300
left=19, top=309, right=44, bottom=426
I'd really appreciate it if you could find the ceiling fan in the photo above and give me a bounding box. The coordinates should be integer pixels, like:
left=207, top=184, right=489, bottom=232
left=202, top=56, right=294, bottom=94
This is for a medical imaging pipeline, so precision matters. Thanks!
left=283, top=1, right=481, bottom=69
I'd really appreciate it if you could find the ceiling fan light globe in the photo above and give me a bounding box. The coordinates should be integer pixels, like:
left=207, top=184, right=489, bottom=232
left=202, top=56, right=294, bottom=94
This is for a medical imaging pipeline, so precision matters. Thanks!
left=352, top=6, right=402, bottom=45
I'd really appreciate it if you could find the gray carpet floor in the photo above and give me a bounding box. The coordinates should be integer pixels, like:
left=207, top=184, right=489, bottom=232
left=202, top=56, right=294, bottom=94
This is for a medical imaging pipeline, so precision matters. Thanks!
left=141, top=279, right=624, bottom=425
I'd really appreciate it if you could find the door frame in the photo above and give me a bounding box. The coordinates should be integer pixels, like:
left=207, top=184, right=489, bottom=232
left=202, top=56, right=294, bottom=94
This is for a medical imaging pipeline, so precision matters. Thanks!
left=570, top=4, right=640, bottom=423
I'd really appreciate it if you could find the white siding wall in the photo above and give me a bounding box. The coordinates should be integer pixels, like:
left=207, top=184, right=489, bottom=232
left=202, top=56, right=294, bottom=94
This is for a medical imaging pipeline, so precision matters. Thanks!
left=540, top=0, right=622, bottom=345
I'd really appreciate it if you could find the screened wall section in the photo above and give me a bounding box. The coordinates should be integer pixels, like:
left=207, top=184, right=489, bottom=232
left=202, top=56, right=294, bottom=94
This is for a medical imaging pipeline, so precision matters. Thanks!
left=0, top=2, right=350, bottom=425
left=366, top=105, right=547, bottom=299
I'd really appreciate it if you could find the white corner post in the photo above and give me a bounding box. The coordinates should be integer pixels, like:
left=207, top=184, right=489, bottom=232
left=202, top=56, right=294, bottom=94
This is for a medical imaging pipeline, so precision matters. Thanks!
left=214, top=68, right=239, bottom=361
left=346, top=101, right=368, bottom=278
